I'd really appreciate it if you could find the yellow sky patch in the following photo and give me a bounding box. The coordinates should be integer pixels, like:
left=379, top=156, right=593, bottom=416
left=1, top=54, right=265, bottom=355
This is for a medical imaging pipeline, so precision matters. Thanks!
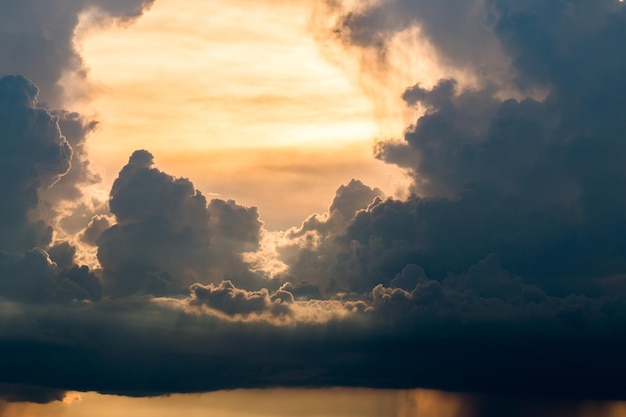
left=68, top=0, right=409, bottom=229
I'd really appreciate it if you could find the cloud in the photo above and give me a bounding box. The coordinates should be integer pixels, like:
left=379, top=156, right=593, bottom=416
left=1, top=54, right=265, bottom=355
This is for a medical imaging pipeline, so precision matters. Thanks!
left=0, top=0, right=154, bottom=251
left=0, top=0, right=154, bottom=106
left=0, top=75, right=72, bottom=252
left=0, top=75, right=102, bottom=306
left=3, top=0, right=626, bottom=408
left=1, top=277, right=626, bottom=403
left=79, top=214, right=112, bottom=246
left=269, top=179, right=383, bottom=293
left=289, top=0, right=626, bottom=298
left=0, top=248, right=101, bottom=303
left=190, top=280, right=288, bottom=318
left=97, top=150, right=265, bottom=297
left=0, top=383, right=65, bottom=404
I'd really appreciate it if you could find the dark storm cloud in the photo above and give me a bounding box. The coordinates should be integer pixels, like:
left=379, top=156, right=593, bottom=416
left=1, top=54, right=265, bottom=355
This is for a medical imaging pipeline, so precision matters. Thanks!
left=0, top=383, right=65, bottom=404
left=0, top=248, right=101, bottom=303
left=97, top=151, right=265, bottom=297
left=2, top=280, right=626, bottom=403
left=206, top=198, right=266, bottom=289
left=276, top=179, right=383, bottom=293
left=4, top=0, right=626, bottom=409
left=0, top=0, right=155, bottom=106
left=294, top=0, right=626, bottom=298
left=97, top=150, right=213, bottom=297
left=46, top=241, right=76, bottom=269
left=0, top=0, right=155, bottom=239
left=0, top=75, right=72, bottom=251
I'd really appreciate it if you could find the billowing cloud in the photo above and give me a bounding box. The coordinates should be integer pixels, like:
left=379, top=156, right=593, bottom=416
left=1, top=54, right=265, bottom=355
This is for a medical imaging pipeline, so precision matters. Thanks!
left=294, top=0, right=626, bottom=298
left=97, top=150, right=265, bottom=297
left=270, top=179, right=384, bottom=293
left=0, top=73, right=100, bottom=289
left=0, top=248, right=100, bottom=303
left=190, top=280, right=288, bottom=318
left=0, top=75, right=72, bottom=252
left=3, top=0, right=626, bottom=409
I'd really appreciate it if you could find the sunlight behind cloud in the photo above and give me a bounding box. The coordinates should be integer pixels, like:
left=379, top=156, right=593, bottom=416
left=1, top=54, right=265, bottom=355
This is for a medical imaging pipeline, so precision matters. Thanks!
left=68, top=0, right=408, bottom=229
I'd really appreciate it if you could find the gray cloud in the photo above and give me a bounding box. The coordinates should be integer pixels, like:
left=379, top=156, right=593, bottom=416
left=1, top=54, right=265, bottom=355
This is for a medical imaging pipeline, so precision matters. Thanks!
left=0, top=0, right=154, bottom=247
left=277, top=179, right=383, bottom=293
left=0, top=75, right=72, bottom=252
left=0, top=75, right=101, bottom=304
left=190, top=280, right=288, bottom=317
left=0, top=0, right=154, bottom=106
left=289, top=0, right=626, bottom=298
left=1, top=278, right=626, bottom=403
left=97, top=150, right=213, bottom=297
left=79, top=214, right=112, bottom=246
left=3, top=0, right=626, bottom=409
left=97, top=150, right=265, bottom=297
left=0, top=383, right=65, bottom=404
left=0, top=248, right=101, bottom=303
left=332, top=0, right=509, bottom=85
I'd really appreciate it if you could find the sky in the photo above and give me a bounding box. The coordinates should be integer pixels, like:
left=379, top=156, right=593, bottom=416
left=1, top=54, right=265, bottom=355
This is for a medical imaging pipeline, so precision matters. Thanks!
left=71, top=0, right=411, bottom=230
left=2, top=0, right=626, bottom=416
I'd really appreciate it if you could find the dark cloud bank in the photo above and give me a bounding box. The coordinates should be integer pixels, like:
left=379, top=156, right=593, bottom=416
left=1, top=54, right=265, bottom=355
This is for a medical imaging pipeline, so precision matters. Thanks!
left=3, top=0, right=626, bottom=415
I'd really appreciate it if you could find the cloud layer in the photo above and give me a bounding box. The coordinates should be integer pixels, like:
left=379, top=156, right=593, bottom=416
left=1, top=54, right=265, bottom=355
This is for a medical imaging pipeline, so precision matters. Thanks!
left=2, top=0, right=626, bottom=411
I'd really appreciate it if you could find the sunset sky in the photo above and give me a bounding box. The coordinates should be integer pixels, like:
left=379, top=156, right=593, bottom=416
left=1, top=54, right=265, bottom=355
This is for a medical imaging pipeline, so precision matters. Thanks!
left=2, top=0, right=626, bottom=416
left=71, top=0, right=413, bottom=230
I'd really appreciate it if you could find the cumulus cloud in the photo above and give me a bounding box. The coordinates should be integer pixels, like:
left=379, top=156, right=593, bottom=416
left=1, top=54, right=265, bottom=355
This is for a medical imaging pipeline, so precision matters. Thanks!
left=291, top=0, right=626, bottom=298
left=3, top=0, right=626, bottom=408
left=97, top=150, right=265, bottom=297
left=269, top=179, right=383, bottom=293
left=96, top=150, right=212, bottom=297
left=0, top=248, right=101, bottom=303
left=0, top=75, right=72, bottom=251
left=190, top=280, right=289, bottom=318
left=0, top=0, right=155, bottom=256
left=0, top=74, right=101, bottom=305
left=42, top=111, right=99, bottom=203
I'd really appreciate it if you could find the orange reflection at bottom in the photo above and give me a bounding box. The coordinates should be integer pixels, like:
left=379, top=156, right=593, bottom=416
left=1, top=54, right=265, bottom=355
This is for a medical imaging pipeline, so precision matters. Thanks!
left=3, top=388, right=626, bottom=417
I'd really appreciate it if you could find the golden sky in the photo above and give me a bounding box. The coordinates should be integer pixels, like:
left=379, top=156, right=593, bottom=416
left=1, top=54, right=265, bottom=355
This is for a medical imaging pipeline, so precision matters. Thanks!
left=0, top=388, right=476, bottom=417
left=68, top=0, right=411, bottom=230
left=6, top=389, right=626, bottom=417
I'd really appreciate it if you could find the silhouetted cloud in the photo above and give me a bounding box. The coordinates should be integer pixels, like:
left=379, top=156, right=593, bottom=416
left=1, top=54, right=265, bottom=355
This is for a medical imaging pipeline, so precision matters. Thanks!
left=0, top=383, right=65, bottom=404
left=190, top=280, right=288, bottom=317
left=0, top=75, right=72, bottom=252
left=97, top=151, right=265, bottom=297
left=297, top=0, right=626, bottom=298
left=2, top=0, right=626, bottom=409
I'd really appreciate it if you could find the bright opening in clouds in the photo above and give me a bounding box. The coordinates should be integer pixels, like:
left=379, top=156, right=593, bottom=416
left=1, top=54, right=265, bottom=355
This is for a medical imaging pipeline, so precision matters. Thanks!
left=70, top=0, right=409, bottom=230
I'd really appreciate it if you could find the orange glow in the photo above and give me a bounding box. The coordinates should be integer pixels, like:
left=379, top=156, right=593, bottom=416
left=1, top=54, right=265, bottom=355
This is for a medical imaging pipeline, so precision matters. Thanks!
left=5, top=389, right=626, bottom=417
left=65, top=0, right=410, bottom=229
